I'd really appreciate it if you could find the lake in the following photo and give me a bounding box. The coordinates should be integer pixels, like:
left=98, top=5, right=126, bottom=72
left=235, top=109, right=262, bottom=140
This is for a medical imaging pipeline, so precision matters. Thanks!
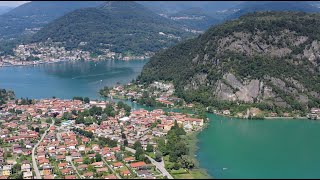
left=0, top=60, right=148, bottom=99
left=197, top=114, right=320, bottom=179
left=1, top=60, right=320, bottom=178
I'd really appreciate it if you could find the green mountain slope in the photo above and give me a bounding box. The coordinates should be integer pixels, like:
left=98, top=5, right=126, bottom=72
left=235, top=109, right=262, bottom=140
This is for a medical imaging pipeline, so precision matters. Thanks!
left=226, top=1, right=320, bottom=20
left=0, top=1, right=103, bottom=39
left=138, top=12, right=320, bottom=115
left=169, top=7, right=220, bottom=31
left=29, top=1, right=194, bottom=55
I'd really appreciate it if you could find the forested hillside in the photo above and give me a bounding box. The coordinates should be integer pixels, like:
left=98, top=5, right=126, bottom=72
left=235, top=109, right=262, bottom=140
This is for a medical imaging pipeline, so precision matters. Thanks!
left=29, top=1, right=194, bottom=55
left=138, top=12, right=320, bottom=115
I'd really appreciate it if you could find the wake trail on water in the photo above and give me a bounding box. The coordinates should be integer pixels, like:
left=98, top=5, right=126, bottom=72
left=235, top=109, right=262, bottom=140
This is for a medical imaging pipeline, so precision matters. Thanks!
left=71, top=71, right=121, bottom=80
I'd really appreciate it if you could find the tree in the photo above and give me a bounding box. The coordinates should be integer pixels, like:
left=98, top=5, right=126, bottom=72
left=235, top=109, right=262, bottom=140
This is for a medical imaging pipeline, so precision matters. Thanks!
left=19, top=140, right=24, bottom=147
left=84, top=97, right=90, bottom=104
left=120, top=145, right=125, bottom=151
left=144, top=157, right=151, bottom=164
left=121, top=133, right=126, bottom=139
left=135, top=147, right=145, bottom=161
left=99, top=86, right=110, bottom=97
left=62, top=112, right=72, bottom=120
left=173, top=162, right=181, bottom=170
left=146, top=143, right=154, bottom=153
left=83, top=156, right=90, bottom=164
left=45, top=118, right=52, bottom=124
left=73, top=96, right=83, bottom=101
left=95, top=153, right=102, bottom=162
left=156, top=138, right=167, bottom=155
left=124, top=139, right=128, bottom=147
left=178, top=155, right=195, bottom=169
left=116, top=152, right=122, bottom=161
left=133, top=140, right=142, bottom=150
left=88, top=165, right=96, bottom=173
left=35, top=127, right=40, bottom=132
left=12, top=163, right=21, bottom=174
left=155, top=151, right=162, bottom=162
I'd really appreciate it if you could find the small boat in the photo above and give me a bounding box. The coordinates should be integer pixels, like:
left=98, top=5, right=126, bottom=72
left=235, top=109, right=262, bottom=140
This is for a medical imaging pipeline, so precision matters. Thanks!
left=223, top=168, right=228, bottom=170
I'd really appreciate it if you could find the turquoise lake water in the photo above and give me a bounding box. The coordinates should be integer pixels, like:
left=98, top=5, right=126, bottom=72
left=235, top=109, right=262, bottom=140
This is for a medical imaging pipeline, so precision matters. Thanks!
left=197, top=114, right=320, bottom=179
left=1, top=60, right=320, bottom=178
left=0, top=60, right=148, bottom=99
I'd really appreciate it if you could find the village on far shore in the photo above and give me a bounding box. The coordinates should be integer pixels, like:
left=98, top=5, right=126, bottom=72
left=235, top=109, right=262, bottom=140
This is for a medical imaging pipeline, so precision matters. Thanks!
left=0, top=95, right=205, bottom=179
left=0, top=40, right=153, bottom=67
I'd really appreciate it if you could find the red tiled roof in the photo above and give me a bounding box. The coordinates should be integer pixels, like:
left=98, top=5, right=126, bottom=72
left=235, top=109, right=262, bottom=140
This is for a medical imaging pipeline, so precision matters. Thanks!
left=83, top=172, right=94, bottom=177
left=112, top=162, right=123, bottom=167
left=130, top=161, right=146, bottom=168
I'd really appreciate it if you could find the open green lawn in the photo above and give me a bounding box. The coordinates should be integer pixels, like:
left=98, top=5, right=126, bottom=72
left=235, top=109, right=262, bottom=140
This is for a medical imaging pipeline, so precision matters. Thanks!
left=171, top=168, right=211, bottom=179
left=147, top=152, right=155, bottom=159
left=164, top=155, right=211, bottom=179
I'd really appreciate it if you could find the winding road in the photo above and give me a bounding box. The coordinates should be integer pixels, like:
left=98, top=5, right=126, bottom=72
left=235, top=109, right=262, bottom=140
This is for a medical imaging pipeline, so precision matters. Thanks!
left=123, top=146, right=174, bottom=179
left=32, top=120, right=55, bottom=179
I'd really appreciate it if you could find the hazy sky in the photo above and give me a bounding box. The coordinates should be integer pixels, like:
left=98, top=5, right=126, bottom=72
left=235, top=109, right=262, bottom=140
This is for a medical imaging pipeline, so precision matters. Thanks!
left=0, top=1, right=29, bottom=7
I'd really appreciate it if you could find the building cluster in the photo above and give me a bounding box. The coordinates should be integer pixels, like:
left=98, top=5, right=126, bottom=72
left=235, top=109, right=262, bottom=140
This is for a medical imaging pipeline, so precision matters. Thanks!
left=0, top=96, right=204, bottom=179
left=78, top=108, right=204, bottom=150
left=32, top=129, right=159, bottom=179
left=1, top=98, right=88, bottom=120
left=0, top=42, right=152, bottom=67
left=308, top=108, right=320, bottom=120
left=109, top=81, right=185, bottom=107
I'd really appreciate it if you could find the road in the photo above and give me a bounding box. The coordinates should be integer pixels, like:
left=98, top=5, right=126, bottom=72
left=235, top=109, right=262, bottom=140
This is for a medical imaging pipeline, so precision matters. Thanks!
left=124, top=146, right=174, bottom=179
left=67, top=156, right=83, bottom=179
left=32, top=120, right=55, bottom=179
left=101, top=155, right=122, bottom=179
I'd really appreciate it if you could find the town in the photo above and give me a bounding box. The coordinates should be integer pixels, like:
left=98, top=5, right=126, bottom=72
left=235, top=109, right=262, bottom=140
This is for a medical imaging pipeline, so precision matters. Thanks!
left=0, top=41, right=153, bottom=67
left=0, top=97, right=204, bottom=179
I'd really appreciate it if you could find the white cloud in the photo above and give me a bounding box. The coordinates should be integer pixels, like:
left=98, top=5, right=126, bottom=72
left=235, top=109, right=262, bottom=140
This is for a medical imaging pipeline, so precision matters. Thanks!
left=0, top=1, right=29, bottom=7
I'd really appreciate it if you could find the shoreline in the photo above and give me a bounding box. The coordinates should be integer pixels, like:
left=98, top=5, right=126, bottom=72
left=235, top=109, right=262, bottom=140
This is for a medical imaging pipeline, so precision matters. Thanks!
left=207, top=112, right=309, bottom=120
left=108, top=95, right=311, bottom=121
left=0, top=57, right=149, bottom=68
left=186, top=123, right=213, bottom=179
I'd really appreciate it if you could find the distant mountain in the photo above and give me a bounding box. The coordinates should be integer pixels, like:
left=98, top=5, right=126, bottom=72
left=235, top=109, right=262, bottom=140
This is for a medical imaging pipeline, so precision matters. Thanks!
left=0, top=6, right=13, bottom=15
left=169, top=7, right=220, bottom=31
left=226, top=1, right=320, bottom=20
left=29, top=1, right=194, bottom=55
left=138, top=1, right=242, bottom=15
left=0, top=1, right=103, bottom=39
left=138, top=12, right=320, bottom=116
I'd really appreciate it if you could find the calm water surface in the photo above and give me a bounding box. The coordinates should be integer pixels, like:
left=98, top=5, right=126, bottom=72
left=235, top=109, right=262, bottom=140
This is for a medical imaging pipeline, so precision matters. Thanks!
left=0, top=60, right=148, bottom=99
left=1, top=60, right=320, bottom=178
left=197, top=114, right=320, bottom=179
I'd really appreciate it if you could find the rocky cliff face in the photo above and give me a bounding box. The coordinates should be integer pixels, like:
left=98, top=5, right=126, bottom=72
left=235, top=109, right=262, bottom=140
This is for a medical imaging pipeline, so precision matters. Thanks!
left=139, top=12, right=320, bottom=112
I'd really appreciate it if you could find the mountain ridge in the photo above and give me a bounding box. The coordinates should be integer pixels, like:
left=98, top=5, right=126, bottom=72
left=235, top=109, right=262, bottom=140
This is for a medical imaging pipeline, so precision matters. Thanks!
left=138, top=11, right=320, bottom=116
left=27, top=1, right=194, bottom=55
